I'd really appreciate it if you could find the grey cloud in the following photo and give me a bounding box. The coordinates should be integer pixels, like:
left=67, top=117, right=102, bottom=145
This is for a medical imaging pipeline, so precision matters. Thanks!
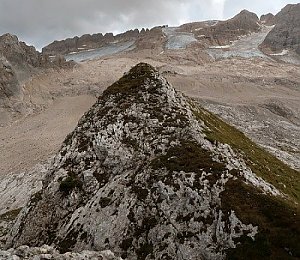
left=0, top=0, right=296, bottom=50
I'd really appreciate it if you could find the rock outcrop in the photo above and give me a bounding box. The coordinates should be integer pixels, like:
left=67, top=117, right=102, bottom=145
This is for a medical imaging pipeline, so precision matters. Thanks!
left=6, top=64, right=300, bottom=259
left=0, top=33, right=73, bottom=125
left=260, top=13, right=276, bottom=26
left=261, top=4, right=300, bottom=55
left=0, top=33, right=40, bottom=103
left=135, top=27, right=165, bottom=51
left=0, top=33, right=72, bottom=99
left=0, top=56, right=20, bottom=101
left=190, top=10, right=261, bottom=46
left=0, top=34, right=48, bottom=70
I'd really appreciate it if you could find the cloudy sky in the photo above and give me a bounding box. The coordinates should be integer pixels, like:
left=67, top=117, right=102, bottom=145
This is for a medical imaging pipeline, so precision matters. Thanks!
left=0, top=0, right=298, bottom=49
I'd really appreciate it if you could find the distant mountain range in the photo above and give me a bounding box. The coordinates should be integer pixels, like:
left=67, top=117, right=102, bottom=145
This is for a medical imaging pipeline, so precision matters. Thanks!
left=41, top=4, right=300, bottom=58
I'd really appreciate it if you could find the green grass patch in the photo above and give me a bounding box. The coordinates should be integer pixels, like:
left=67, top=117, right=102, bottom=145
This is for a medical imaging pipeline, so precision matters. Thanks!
left=151, top=140, right=225, bottom=175
left=189, top=101, right=300, bottom=258
left=102, top=63, right=160, bottom=98
left=223, top=178, right=300, bottom=259
left=0, top=208, right=22, bottom=222
left=150, top=140, right=227, bottom=189
left=59, top=175, right=82, bottom=195
left=191, top=103, right=300, bottom=204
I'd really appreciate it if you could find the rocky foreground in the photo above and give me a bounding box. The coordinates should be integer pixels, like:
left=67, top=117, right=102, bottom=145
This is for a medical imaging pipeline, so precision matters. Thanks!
left=2, top=63, right=299, bottom=259
left=0, top=245, right=121, bottom=260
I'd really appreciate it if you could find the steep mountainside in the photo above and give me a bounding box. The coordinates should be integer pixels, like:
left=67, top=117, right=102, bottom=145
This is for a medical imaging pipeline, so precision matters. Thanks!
left=181, top=10, right=261, bottom=46
left=0, top=33, right=73, bottom=125
left=0, top=33, right=44, bottom=102
left=261, top=4, right=300, bottom=55
left=0, top=56, right=20, bottom=101
left=6, top=63, right=300, bottom=259
left=260, top=13, right=276, bottom=26
left=0, top=34, right=49, bottom=69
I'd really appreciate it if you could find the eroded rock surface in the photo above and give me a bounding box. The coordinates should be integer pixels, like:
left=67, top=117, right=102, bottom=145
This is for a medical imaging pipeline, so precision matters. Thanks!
left=186, top=10, right=261, bottom=47
left=6, top=64, right=300, bottom=259
left=0, top=245, right=122, bottom=260
left=42, top=27, right=165, bottom=56
left=0, top=33, right=73, bottom=125
left=260, top=13, right=276, bottom=26
left=262, top=4, right=300, bottom=55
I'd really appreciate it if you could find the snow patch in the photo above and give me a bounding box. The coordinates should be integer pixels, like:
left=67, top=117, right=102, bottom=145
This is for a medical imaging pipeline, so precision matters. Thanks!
left=270, top=50, right=289, bottom=56
left=209, top=45, right=231, bottom=49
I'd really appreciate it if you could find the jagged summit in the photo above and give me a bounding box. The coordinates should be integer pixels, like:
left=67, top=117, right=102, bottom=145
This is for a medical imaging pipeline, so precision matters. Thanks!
left=260, top=13, right=275, bottom=25
left=6, top=63, right=300, bottom=259
left=237, top=9, right=259, bottom=19
left=42, top=28, right=160, bottom=56
left=0, top=32, right=74, bottom=125
left=0, top=33, right=49, bottom=68
left=0, top=33, right=19, bottom=44
left=187, top=9, right=261, bottom=47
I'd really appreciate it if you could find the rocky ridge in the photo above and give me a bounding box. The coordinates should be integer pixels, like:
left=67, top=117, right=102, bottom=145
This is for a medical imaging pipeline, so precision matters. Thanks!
left=261, top=3, right=300, bottom=55
left=42, top=27, right=165, bottom=56
left=0, top=33, right=70, bottom=72
left=4, top=63, right=300, bottom=259
left=42, top=9, right=262, bottom=57
left=180, top=10, right=261, bottom=47
left=260, top=13, right=276, bottom=26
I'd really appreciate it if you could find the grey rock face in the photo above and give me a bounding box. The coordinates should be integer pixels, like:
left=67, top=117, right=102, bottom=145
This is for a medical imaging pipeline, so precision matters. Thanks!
left=0, top=33, right=69, bottom=102
left=6, top=64, right=298, bottom=259
left=0, top=160, right=50, bottom=248
left=0, top=33, right=67, bottom=70
left=0, top=33, right=73, bottom=123
left=0, top=56, right=20, bottom=101
left=262, top=4, right=300, bottom=55
left=194, top=10, right=261, bottom=46
left=260, top=13, right=276, bottom=26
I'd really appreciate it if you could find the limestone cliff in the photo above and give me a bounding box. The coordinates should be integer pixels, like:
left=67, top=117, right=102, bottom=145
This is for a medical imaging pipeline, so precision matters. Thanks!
left=0, top=33, right=73, bottom=125
left=190, top=10, right=261, bottom=46
left=260, top=13, right=276, bottom=26
left=261, top=4, right=300, bottom=55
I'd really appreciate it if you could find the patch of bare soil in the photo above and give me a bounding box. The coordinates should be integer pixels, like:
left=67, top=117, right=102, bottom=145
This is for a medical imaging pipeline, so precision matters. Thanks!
left=0, top=95, right=95, bottom=175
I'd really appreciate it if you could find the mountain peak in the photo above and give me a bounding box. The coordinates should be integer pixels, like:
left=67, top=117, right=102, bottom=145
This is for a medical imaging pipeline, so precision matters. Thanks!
left=6, top=63, right=300, bottom=259
left=235, top=9, right=259, bottom=21
left=0, top=33, right=19, bottom=45
left=102, top=63, right=161, bottom=98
